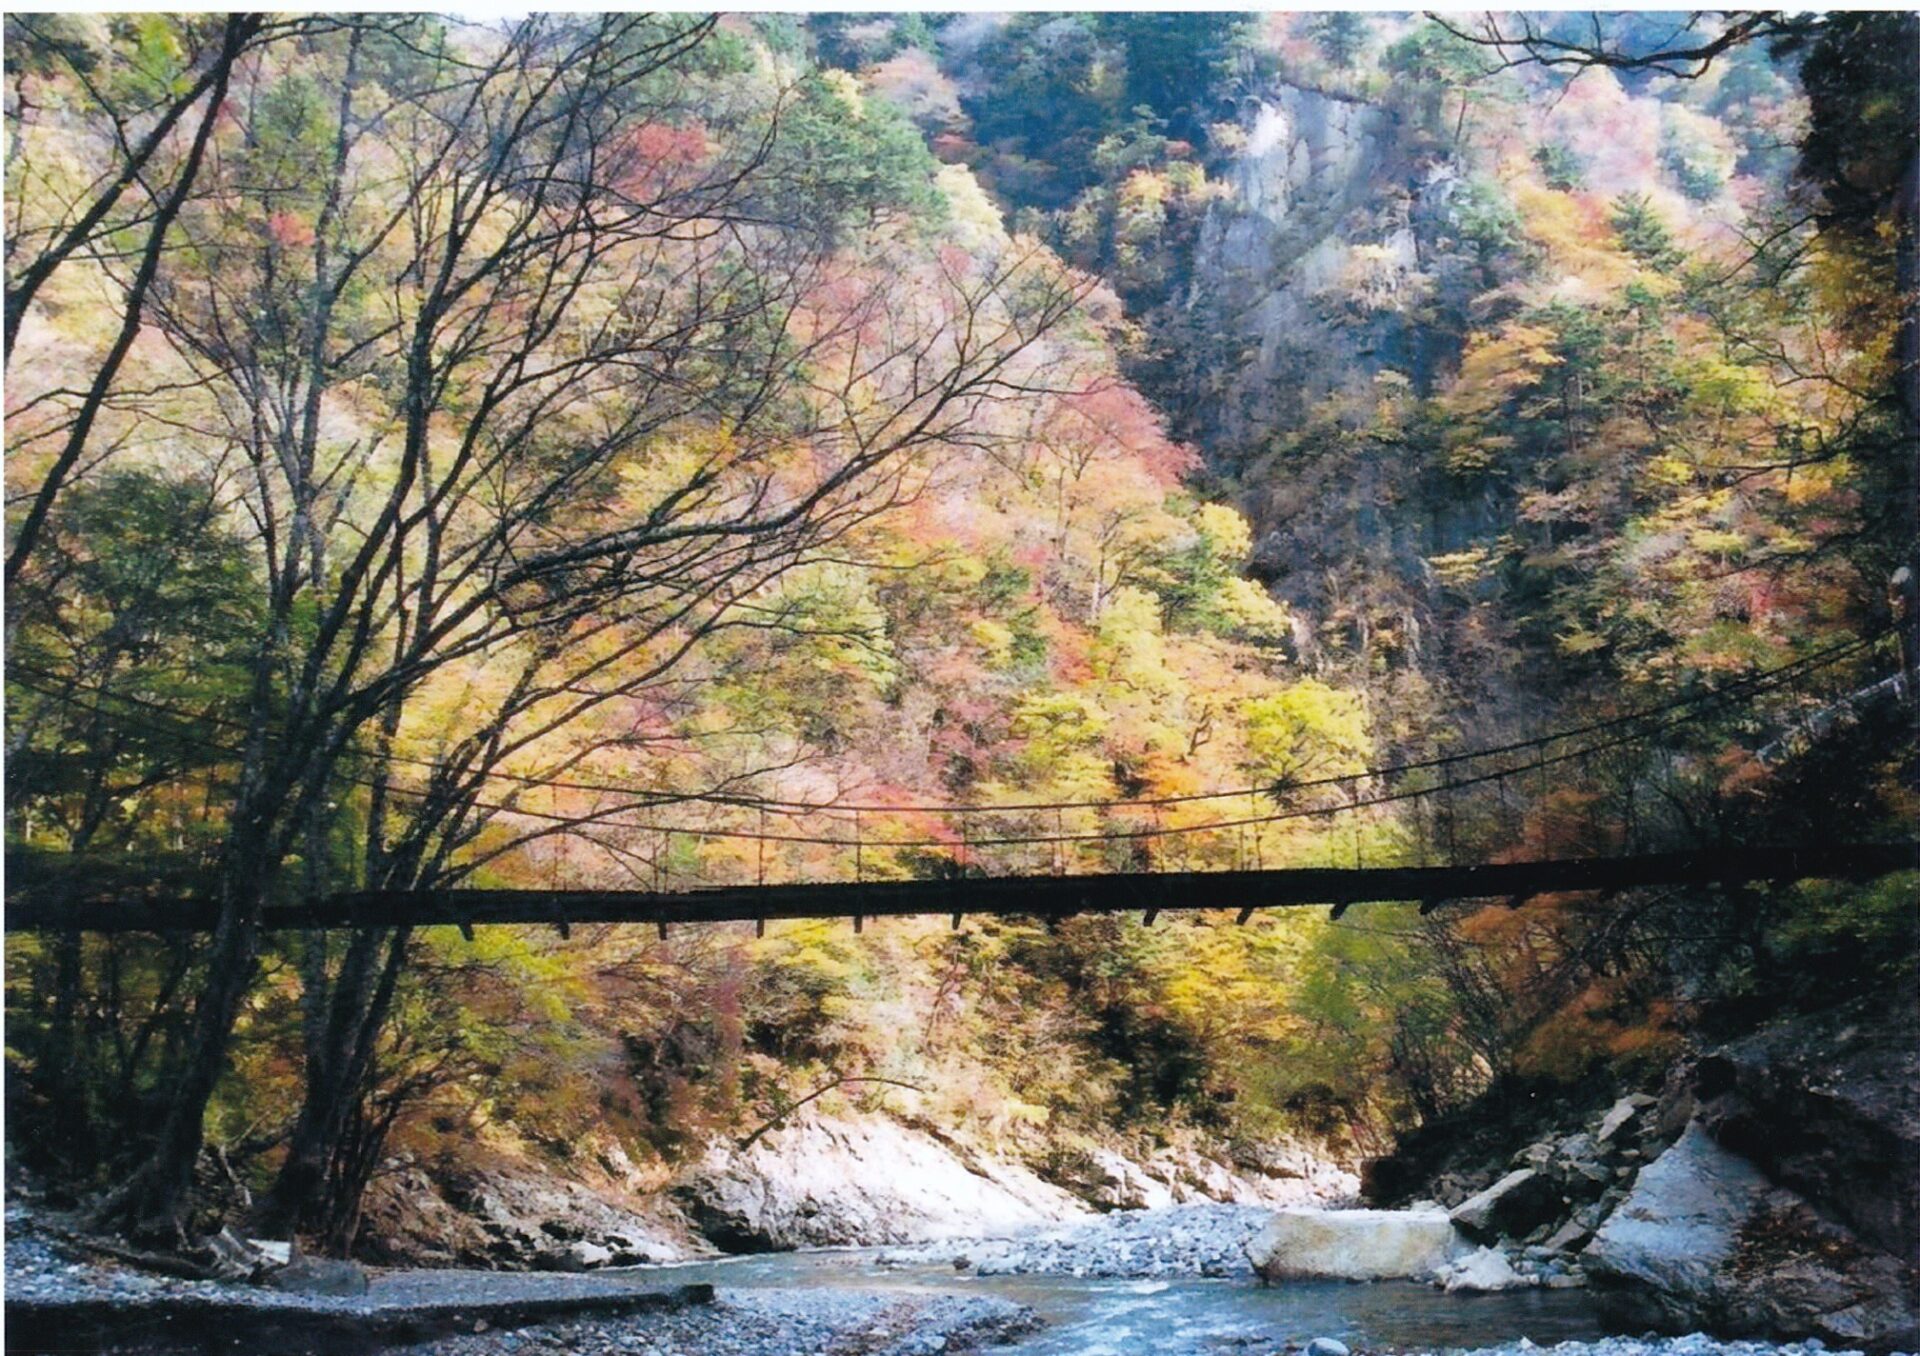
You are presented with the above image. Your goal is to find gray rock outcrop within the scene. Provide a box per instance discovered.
[1684,999,1920,1268]
[1586,1123,1920,1350]
[671,1113,1090,1251]
[356,1159,707,1270]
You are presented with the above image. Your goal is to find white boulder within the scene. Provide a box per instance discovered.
[1436,1245,1534,1292]
[1247,1206,1470,1282]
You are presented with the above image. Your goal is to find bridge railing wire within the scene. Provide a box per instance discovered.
[6,627,1900,890]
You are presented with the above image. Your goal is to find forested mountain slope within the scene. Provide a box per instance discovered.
[4,11,1914,1260]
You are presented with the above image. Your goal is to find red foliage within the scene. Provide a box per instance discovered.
[267,211,315,248]
[612,121,710,199]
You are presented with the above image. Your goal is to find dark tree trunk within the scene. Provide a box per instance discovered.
[1893,138,1920,795]
[90,732,282,1240]
[253,926,407,1239]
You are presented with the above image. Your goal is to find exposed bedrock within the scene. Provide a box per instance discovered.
[1585,1123,1919,1352]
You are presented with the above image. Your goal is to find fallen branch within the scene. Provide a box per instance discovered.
[44,1226,224,1282]
[736,1075,928,1152]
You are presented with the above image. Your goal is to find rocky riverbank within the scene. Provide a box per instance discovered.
[1356,996,1920,1351]
[4,1210,1036,1356]
[381,1290,1041,1356]
[881,1201,1275,1278]
[357,1112,1356,1268]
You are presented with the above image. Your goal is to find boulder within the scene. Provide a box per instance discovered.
[1691,997,1920,1266]
[202,1227,269,1281]
[1586,1122,1920,1349]
[1449,1168,1564,1244]
[536,1240,614,1273]
[1306,1339,1350,1356]
[1549,1133,1615,1201]
[1597,1094,1656,1145]
[1436,1245,1533,1293]
[1247,1207,1469,1283]
[263,1255,370,1297]
[1542,1218,1593,1255]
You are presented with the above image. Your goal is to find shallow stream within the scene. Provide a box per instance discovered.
[636,1247,1612,1355]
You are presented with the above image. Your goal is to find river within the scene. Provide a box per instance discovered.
[635,1247,1611,1355]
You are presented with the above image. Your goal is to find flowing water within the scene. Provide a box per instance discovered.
[638,1248,1612,1355]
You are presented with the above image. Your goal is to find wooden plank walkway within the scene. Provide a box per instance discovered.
[6,842,1914,933]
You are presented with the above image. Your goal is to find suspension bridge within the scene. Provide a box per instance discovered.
[6,630,1915,935]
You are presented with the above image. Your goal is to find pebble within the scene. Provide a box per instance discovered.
[1403,1339,1886,1356]
[900,1203,1273,1279]
[382,1291,1038,1356]
[6,1210,1037,1356]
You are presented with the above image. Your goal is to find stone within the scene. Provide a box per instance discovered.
[1586,1122,1775,1301]
[1597,1095,1654,1144]
[1543,1218,1593,1254]
[1693,997,1920,1266]
[1437,1246,1533,1293]
[1246,1207,1470,1283]
[1449,1168,1564,1244]
[1306,1338,1350,1356]
[248,1239,292,1267]
[567,1241,613,1271]
[531,1238,623,1272]
[263,1255,371,1297]
[1552,1133,1614,1199]
[202,1227,266,1280]
[1512,1142,1556,1171]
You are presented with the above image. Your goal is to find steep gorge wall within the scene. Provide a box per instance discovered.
[1182,86,1399,451]
[1163,85,1496,672]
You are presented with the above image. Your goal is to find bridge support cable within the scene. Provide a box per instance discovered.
[11,843,1914,934]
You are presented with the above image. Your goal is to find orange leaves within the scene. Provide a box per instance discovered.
[267,210,314,248]
[1714,745,1773,801]
[1516,977,1680,1080]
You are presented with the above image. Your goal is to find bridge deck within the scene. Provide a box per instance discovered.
[6,843,1914,933]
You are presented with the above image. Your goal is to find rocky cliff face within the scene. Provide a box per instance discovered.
[355,1157,711,1272]
[1181,86,1398,451]
[1585,1123,1920,1351]
[1152,83,1506,660]
[1361,991,1920,1351]
[670,1112,1357,1252]
[1685,998,1920,1268]
[1581,994,1920,1351]
[357,1112,1356,1266]
[670,1113,1089,1251]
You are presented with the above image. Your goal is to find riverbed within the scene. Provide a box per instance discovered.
[629,1246,1610,1355]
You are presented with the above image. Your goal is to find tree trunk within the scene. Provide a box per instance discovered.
[91,754,280,1239]
[252,926,406,1239]
[43,930,92,1166]
[1893,138,1920,794]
